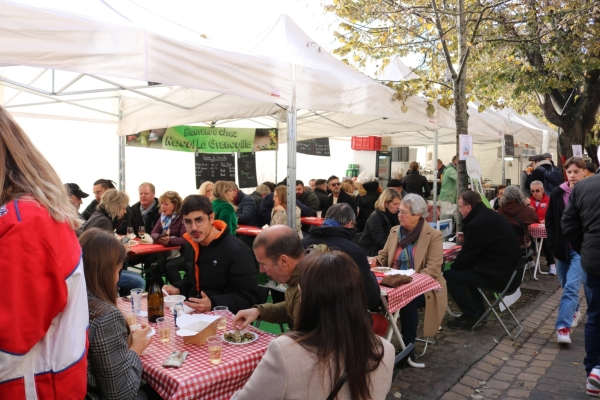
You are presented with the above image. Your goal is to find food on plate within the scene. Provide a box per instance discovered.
[223,329,256,343]
[371,266,392,273]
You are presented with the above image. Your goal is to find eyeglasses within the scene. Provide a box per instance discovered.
[330,182,341,187]
[531,189,542,193]
[183,217,209,228]
[398,210,414,217]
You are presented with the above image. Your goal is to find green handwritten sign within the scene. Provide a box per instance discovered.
[126,127,278,153]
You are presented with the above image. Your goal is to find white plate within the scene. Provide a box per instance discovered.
[223,330,259,345]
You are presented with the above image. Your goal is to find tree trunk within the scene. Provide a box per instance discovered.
[455,0,469,232]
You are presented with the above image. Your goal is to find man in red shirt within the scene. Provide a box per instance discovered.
[529,180,556,275]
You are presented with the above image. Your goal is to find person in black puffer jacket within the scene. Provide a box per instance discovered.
[358,188,402,256]
[402,162,431,198]
[356,181,381,232]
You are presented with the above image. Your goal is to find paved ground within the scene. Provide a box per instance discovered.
[387,269,591,399]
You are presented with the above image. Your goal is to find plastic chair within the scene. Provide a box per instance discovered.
[392,343,415,382]
[471,250,533,340]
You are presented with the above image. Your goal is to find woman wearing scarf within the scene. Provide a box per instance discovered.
[373,194,447,353]
[546,157,592,345]
[151,191,187,284]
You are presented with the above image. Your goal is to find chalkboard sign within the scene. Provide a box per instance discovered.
[195,153,236,189]
[297,138,330,156]
[237,152,258,189]
[504,135,515,157]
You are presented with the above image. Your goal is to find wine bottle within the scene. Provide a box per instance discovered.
[147,263,164,323]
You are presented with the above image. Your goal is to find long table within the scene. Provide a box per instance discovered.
[124,237,180,257]
[117,298,275,400]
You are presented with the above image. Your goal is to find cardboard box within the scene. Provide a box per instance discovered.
[175,314,221,345]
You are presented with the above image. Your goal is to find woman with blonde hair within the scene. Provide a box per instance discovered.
[0,105,88,397]
[80,228,153,400]
[198,181,214,200]
[358,188,402,256]
[80,189,146,295]
[212,180,238,235]
[271,186,302,238]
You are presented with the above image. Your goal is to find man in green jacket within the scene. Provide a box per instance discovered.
[233,225,305,330]
[439,156,458,203]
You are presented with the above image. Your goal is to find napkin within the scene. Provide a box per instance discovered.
[140,234,153,244]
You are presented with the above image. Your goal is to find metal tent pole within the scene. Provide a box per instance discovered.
[286,65,297,228]
[433,129,438,223]
[501,135,506,184]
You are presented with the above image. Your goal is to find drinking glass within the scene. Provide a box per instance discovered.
[157,317,170,343]
[130,288,144,315]
[213,306,228,331]
[124,310,137,327]
[139,226,146,238]
[206,335,223,365]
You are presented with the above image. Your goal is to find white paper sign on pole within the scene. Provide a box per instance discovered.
[459,134,473,161]
[573,145,583,157]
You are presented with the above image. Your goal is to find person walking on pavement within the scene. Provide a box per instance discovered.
[546,157,591,345]
[561,169,600,397]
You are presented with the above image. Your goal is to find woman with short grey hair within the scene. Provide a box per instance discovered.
[401,193,429,219]
[498,185,527,207]
[497,185,539,248]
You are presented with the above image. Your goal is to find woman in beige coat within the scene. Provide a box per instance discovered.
[231,251,394,400]
[375,194,447,351]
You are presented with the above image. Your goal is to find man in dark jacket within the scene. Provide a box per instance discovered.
[525,155,555,195]
[402,163,431,198]
[443,190,521,329]
[302,203,381,311]
[562,174,600,382]
[356,181,380,232]
[128,182,161,237]
[232,183,259,227]
[249,184,271,210]
[295,180,320,217]
[163,195,258,314]
[322,175,357,217]
[258,192,274,226]
[313,179,328,211]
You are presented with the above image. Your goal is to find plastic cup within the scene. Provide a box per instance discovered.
[213,306,228,331]
[206,335,223,365]
[130,288,144,315]
[124,310,137,327]
[157,317,170,343]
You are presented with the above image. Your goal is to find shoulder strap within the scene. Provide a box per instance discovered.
[326,371,348,400]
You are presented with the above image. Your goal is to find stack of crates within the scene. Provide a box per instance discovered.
[345,164,360,178]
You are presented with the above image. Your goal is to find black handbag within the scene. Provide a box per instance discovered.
[325,371,348,400]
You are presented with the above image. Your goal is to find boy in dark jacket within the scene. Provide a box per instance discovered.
[163,195,258,314]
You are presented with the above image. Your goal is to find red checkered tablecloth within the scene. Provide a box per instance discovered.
[126,238,180,256]
[379,273,443,314]
[236,225,263,237]
[443,245,462,262]
[528,223,547,239]
[117,298,275,400]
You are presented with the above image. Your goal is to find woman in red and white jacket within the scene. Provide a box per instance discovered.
[0,106,88,400]
[529,180,556,275]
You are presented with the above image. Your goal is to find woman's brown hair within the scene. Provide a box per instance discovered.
[409,161,419,171]
[274,186,288,210]
[159,191,183,214]
[289,251,385,400]
[79,228,127,308]
[213,180,234,203]
[0,105,81,229]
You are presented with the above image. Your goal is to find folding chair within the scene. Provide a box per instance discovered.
[254,285,286,333]
[471,250,533,340]
[392,343,415,383]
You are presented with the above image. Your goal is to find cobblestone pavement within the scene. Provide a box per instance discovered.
[386,270,592,400]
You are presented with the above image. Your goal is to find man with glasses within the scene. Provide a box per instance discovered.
[163,195,258,314]
[322,175,357,217]
[529,180,556,275]
[443,190,521,329]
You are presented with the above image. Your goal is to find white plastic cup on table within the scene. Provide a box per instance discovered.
[130,288,144,315]
[127,226,135,239]
[213,306,228,330]
[206,335,223,365]
[317,211,322,218]
[157,317,170,343]
[139,226,146,238]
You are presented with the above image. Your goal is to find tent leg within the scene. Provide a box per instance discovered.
[286,106,297,228]
[118,135,126,191]
[432,130,438,222]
